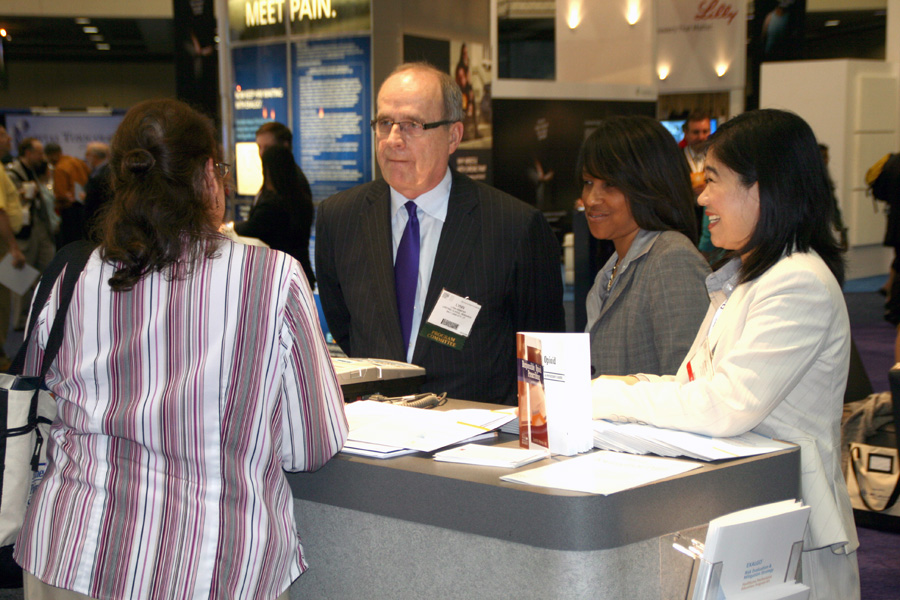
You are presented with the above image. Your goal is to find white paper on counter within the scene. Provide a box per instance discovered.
[500,450,702,495]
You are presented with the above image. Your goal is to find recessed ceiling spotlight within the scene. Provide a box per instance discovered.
[75,17,91,25]
[83,26,99,34]
[824,20,840,27]
[96,43,110,50]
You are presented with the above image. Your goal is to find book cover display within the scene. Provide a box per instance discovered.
[517,332,592,456]
[517,333,548,450]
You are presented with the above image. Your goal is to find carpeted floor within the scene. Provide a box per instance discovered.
[856,525,900,600]
[844,287,900,600]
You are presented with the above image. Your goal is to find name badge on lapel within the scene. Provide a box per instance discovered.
[685,337,714,382]
[419,289,481,350]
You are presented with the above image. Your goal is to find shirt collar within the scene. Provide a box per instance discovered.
[603,229,659,277]
[685,145,705,162]
[596,229,660,301]
[706,257,741,306]
[390,167,452,223]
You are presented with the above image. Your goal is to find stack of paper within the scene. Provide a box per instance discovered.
[340,401,516,459]
[592,420,794,461]
[693,500,810,600]
[433,444,549,468]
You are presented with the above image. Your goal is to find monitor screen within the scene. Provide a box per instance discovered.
[660,118,717,144]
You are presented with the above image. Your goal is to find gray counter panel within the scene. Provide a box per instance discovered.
[288,439,799,552]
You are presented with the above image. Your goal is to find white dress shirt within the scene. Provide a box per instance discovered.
[390,168,452,361]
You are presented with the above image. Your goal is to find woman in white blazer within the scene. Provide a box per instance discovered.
[591,109,859,600]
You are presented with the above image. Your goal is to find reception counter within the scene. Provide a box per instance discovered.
[286,401,800,599]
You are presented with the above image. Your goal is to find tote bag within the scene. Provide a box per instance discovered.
[0,241,94,588]
[847,442,900,516]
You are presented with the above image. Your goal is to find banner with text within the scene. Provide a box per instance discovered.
[4,114,123,159]
[656,0,747,92]
[232,44,290,195]
[229,0,370,41]
[292,36,372,203]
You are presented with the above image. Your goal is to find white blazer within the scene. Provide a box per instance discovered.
[593,252,858,553]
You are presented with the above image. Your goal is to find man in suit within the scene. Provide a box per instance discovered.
[316,62,565,404]
[82,142,112,239]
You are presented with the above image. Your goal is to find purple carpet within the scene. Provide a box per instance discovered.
[845,291,900,599]
[857,526,900,599]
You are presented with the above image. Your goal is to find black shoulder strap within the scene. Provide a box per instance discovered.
[7,240,96,376]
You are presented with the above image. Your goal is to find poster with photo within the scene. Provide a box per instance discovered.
[492,98,654,240]
[403,35,493,184]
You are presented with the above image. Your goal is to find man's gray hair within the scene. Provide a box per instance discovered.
[386,62,465,123]
[86,141,110,161]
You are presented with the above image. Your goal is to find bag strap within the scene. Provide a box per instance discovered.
[851,445,900,511]
[7,240,96,377]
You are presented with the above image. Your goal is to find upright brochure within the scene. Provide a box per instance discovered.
[693,500,810,600]
[517,332,593,456]
[517,333,548,450]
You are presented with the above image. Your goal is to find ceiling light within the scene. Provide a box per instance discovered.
[83,26,99,34]
[96,43,110,50]
[567,5,582,29]
[90,35,104,42]
[75,18,91,25]
[824,20,840,27]
[626,0,641,25]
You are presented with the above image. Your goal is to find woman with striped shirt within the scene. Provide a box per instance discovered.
[15,98,348,599]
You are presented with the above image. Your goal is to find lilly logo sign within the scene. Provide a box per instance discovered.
[694,0,738,25]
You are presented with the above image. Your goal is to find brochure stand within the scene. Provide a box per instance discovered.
[664,533,805,600]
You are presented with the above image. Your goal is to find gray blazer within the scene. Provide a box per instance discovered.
[587,230,710,377]
[315,170,565,404]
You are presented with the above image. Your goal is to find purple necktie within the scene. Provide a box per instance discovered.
[395,201,420,352]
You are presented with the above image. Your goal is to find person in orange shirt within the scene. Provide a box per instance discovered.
[45,142,91,246]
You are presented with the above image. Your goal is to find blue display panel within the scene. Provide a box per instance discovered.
[292,36,372,203]
[232,43,290,144]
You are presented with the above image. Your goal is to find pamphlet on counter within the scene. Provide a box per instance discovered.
[517,332,593,456]
[693,500,810,600]
[434,444,549,468]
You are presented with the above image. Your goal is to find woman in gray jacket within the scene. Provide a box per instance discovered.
[580,115,709,377]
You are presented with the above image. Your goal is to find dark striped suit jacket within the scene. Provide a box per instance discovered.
[315,170,565,404]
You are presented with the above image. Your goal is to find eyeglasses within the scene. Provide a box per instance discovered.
[214,162,231,178]
[370,118,454,138]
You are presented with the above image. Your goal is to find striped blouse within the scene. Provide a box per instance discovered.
[14,238,348,599]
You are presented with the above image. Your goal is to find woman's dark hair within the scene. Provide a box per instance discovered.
[577,115,698,244]
[99,98,221,291]
[707,109,845,285]
[262,145,304,211]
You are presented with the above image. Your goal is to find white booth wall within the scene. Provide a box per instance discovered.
[761,59,899,280]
